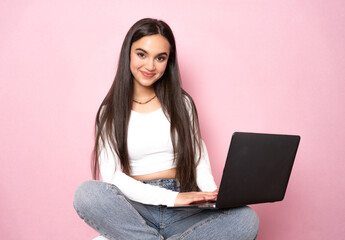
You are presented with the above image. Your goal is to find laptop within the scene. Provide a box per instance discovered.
[169,132,300,209]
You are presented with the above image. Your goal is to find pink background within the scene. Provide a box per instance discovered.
[1,0,344,239]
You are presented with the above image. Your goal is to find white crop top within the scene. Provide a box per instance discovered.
[128,108,175,176]
[99,99,217,206]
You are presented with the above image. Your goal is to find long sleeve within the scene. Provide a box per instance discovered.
[99,139,216,206]
[99,142,179,207]
[183,95,218,192]
[196,140,218,191]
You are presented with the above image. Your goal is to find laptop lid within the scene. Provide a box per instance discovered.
[216,132,300,208]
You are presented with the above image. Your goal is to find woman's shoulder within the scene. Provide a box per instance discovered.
[182,91,195,110]
[181,91,199,122]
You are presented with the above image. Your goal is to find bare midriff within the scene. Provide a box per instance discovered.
[131,168,176,181]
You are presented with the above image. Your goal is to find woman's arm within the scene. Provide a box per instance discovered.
[196,140,218,191]
[183,95,218,192]
[174,141,218,206]
[100,139,217,207]
[173,96,218,205]
[99,143,179,207]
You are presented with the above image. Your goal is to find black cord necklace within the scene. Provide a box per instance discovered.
[132,95,157,104]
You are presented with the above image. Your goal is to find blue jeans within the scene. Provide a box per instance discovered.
[74,180,259,240]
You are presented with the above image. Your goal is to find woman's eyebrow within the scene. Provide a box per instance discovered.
[157,52,168,56]
[135,48,148,53]
[135,48,168,56]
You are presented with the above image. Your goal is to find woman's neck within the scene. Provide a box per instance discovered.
[133,84,155,100]
[132,84,161,113]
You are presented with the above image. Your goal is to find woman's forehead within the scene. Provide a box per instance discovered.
[131,34,170,54]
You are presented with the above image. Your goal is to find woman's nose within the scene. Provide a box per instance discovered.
[145,59,156,71]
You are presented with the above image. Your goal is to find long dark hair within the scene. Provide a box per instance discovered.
[92,18,202,192]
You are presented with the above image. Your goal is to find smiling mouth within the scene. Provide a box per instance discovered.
[140,71,156,78]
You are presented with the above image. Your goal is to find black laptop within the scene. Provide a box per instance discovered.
[170,132,300,209]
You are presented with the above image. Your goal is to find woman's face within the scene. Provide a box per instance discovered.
[130,34,170,89]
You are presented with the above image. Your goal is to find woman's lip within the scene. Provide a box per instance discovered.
[140,71,155,78]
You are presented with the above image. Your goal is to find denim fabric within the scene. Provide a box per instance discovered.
[74,180,259,240]
[143,179,180,191]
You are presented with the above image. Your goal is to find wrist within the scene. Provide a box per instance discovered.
[168,191,179,207]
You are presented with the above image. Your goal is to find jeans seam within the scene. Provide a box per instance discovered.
[160,206,164,231]
[106,183,163,240]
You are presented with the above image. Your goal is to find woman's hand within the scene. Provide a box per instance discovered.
[174,190,218,206]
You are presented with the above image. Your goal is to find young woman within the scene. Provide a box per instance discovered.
[74,18,259,240]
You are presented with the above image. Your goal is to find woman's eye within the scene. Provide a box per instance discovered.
[157,56,166,62]
[137,52,145,58]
